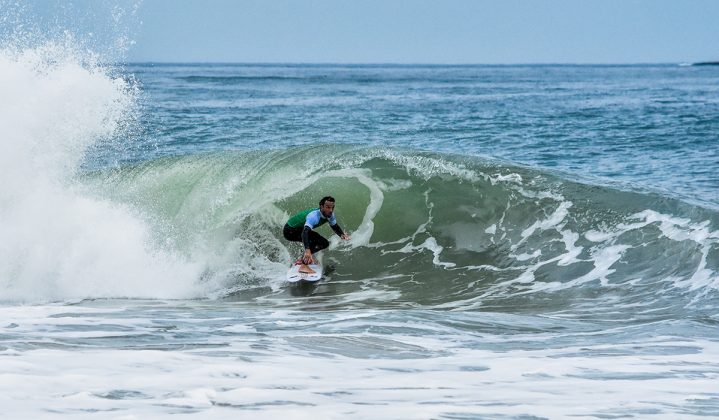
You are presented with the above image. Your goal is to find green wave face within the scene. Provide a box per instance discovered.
[81,146,719,316]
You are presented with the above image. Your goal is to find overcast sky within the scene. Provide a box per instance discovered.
[6,0,719,64]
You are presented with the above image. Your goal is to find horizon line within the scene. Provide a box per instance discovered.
[117,60,695,67]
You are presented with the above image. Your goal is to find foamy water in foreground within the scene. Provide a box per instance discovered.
[3,303,719,419]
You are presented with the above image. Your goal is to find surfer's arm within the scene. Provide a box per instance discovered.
[300,226,315,264]
[331,223,344,237]
[331,223,350,240]
[301,226,312,250]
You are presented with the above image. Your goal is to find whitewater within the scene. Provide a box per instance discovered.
[2,40,719,419]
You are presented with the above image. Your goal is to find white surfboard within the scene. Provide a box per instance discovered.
[286,261,323,283]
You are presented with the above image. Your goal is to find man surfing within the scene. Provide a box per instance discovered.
[283,196,350,268]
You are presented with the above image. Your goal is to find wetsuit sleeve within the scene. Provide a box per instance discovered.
[331,223,344,237]
[301,226,312,250]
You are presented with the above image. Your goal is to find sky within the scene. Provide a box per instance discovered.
[4,0,719,64]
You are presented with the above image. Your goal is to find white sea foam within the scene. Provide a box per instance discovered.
[516,200,573,248]
[0,42,203,302]
[332,168,383,248]
[584,209,719,292]
[2,304,718,419]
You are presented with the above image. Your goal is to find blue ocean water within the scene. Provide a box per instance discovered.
[123,63,719,209]
[2,54,719,418]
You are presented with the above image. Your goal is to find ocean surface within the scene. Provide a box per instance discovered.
[2,47,719,418]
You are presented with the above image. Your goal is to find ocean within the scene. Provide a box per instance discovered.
[1,46,719,418]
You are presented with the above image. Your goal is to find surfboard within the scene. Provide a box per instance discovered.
[286,260,323,283]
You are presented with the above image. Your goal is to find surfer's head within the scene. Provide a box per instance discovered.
[319,196,335,217]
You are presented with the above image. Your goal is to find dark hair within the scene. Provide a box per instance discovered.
[319,196,335,206]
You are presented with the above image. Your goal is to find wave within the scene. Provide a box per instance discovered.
[73,146,719,317]
[0,40,204,303]
[1,42,717,314]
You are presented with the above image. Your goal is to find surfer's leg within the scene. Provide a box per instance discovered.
[307,231,329,254]
[283,224,303,242]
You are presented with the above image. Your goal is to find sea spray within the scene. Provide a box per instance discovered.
[0,40,203,302]
[0,0,142,63]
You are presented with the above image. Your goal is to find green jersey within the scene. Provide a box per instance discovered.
[286,208,336,229]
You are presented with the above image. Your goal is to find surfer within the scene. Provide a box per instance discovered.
[283,196,350,265]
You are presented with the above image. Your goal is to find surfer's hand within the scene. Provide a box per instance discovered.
[341,233,350,240]
[303,249,314,264]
